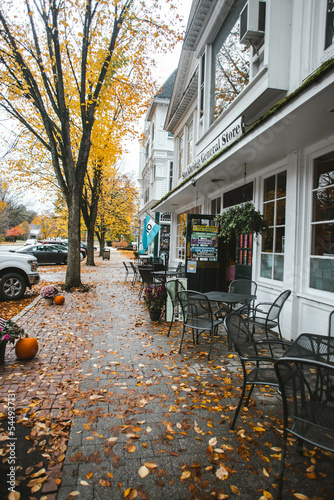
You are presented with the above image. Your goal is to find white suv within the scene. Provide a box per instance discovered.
[0,252,40,300]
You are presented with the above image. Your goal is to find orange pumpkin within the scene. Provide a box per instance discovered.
[15,337,39,360]
[54,295,65,305]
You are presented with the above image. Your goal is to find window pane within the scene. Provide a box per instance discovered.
[214,19,250,120]
[273,255,284,281]
[312,187,334,222]
[223,182,253,208]
[263,176,275,201]
[264,202,274,226]
[277,171,287,198]
[310,257,334,292]
[313,152,334,188]
[276,199,286,225]
[261,254,272,278]
[262,227,273,252]
[311,222,334,255]
[325,0,334,50]
[275,227,285,253]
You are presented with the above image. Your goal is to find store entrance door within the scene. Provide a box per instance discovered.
[235,233,253,280]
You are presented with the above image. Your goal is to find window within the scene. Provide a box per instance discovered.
[212,17,250,122]
[176,207,201,260]
[169,161,173,191]
[325,0,334,50]
[223,182,253,208]
[187,121,193,165]
[310,151,334,292]
[178,133,184,178]
[261,172,287,281]
[145,141,150,160]
[211,197,221,214]
[199,53,205,121]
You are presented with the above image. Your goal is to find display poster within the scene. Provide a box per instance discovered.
[187,260,197,273]
[190,222,218,262]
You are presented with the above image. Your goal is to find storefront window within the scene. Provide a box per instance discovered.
[310,151,334,292]
[176,207,201,260]
[260,171,286,280]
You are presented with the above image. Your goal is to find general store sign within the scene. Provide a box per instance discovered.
[182,116,243,179]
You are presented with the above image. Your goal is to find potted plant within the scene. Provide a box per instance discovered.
[40,285,60,304]
[214,202,267,241]
[143,284,167,321]
[0,320,25,364]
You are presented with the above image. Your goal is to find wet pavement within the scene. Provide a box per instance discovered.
[0,249,333,500]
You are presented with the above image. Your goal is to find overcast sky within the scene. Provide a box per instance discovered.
[122,0,192,179]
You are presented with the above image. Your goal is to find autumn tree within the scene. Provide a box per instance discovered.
[94,170,138,254]
[0,0,182,288]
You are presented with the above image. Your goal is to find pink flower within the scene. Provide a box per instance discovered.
[1,334,10,341]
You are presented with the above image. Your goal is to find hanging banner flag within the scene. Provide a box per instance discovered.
[140,214,161,254]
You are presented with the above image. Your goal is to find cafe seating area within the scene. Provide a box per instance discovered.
[124,267,334,498]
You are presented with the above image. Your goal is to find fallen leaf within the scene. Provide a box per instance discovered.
[180,470,191,480]
[293,495,310,500]
[216,466,229,480]
[138,465,149,478]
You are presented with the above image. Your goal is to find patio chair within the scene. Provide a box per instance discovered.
[246,289,291,346]
[129,261,139,286]
[177,290,225,360]
[123,261,135,283]
[138,267,159,299]
[224,312,290,429]
[166,279,186,337]
[274,357,334,500]
[328,309,334,337]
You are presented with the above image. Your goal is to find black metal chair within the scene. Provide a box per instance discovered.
[274,357,334,500]
[224,312,290,429]
[177,290,225,360]
[165,279,186,337]
[246,289,291,345]
[138,267,159,299]
[129,261,139,285]
[123,261,136,284]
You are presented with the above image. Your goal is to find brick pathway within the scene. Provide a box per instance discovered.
[0,250,333,500]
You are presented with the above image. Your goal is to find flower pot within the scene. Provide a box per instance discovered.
[149,309,161,322]
[44,297,54,305]
[0,341,6,364]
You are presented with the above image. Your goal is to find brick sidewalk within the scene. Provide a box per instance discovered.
[0,250,333,500]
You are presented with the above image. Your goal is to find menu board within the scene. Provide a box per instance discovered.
[190,223,218,261]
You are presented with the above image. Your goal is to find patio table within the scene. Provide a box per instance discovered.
[204,291,256,310]
[282,333,334,365]
[152,270,185,283]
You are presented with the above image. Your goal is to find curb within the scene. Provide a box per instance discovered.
[12,295,42,323]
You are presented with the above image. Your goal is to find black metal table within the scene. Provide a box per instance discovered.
[152,270,185,282]
[205,291,256,309]
[283,333,334,365]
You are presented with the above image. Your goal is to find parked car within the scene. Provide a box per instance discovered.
[0,251,40,300]
[25,238,38,246]
[12,244,68,265]
[42,240,87,258]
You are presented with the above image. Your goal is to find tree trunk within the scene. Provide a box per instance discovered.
[85,221,96,266]
[65,190,82,288]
